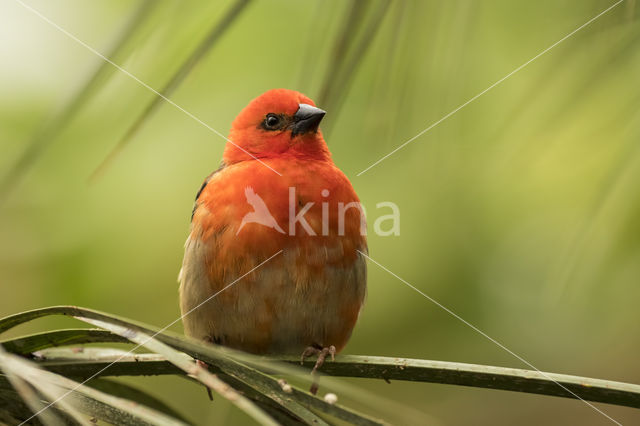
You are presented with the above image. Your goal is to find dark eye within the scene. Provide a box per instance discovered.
[264,113,281,130]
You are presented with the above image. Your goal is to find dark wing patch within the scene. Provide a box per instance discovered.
[194,179,209,202]
[191,162,226,221]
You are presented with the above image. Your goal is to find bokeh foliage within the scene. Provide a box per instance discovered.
[1,0,639,424]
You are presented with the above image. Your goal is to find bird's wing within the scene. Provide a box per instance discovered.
[191,162,226,221]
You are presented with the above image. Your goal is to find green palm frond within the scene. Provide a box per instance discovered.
[0,0,158,204]
[90,0,253,181]
[0,344,188,425]
[1,306,639,425]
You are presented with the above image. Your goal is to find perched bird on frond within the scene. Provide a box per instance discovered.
[179,89,367,392]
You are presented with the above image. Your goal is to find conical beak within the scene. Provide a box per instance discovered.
[292,103,326,136]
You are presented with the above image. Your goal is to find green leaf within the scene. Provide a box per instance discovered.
[0,374,73,426]
[0,345,86,425]
[74,315,280,426]
[1,328,127,355]
[39,346,385,426]
[5,305,640,422]
[317,0,391,136]
[86,378,192,424]
[0,345,189,426]
[90,0,253,181]
[290,355,640,410]
[73,316,381,426]
[0,306,386,425]
[0,0,158,203]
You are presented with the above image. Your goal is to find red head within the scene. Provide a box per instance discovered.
[223,89,331,164]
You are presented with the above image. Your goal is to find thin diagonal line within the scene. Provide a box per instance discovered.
[14,0,282,177]
[357,0,624,176]
[358,250,621,425]
[19,250,283,425]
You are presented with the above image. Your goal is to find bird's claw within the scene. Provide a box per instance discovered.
[195,360,214,401]
[300,345,336,395]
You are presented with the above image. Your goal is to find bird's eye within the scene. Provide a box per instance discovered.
[264,113,281,130]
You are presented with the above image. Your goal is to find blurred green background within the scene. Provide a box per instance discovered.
[1,0,639,424]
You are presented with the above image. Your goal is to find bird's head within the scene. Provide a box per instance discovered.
[223,89,330,164]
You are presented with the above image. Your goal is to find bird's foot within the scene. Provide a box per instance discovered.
[300,345,336,395]
[195,359,214,401]
[301,345,336,373]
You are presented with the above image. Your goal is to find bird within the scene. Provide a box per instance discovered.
[179,89,367,391]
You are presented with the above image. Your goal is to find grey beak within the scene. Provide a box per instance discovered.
[292,103,325,136]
